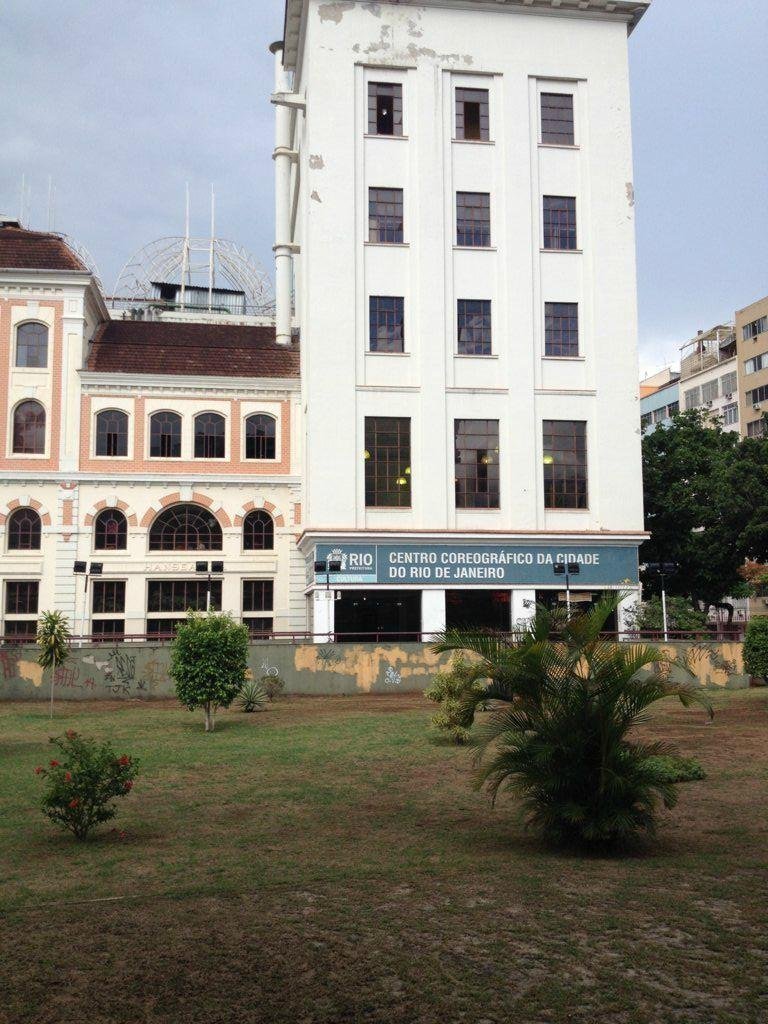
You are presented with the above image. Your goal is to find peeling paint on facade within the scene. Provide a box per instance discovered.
[318,1,355,25]
[309,154,326,169]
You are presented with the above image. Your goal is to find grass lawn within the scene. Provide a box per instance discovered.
[0,689,766,1024]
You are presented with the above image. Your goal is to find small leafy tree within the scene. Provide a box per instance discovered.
[170,612,249,731]
[625,595,708,636]
[425,653,489,744]
[743,616,768,682]
[433,595,712,849]
[36,731,138,841]
[36,611,72,720]
[261,674,285,701]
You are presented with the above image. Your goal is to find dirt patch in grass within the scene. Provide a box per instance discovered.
[0,691,766,1024]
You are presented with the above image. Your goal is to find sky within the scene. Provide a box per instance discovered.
[1,0,766,376]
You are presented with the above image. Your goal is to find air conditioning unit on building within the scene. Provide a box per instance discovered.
[725,393,733,400]
[754,403,762,411]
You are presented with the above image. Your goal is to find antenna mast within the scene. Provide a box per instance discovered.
[180,183,190,311]
[208,184,215,312]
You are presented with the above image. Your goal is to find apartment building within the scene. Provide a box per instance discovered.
[736,294,768,438]
[679,325,739,433]
[0,219,303,639]
[277,0,649,638]
[640,367,679,434]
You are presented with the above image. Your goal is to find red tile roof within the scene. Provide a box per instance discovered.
[86,320,298,378]
[0,226,88,272]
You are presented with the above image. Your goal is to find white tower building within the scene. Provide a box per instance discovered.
[274,0,649,639]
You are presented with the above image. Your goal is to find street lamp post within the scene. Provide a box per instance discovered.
[553,561,580,616]
[314,559,343,639]
[642,562,678,642]
[73,561,103,645]
[196,560,224,613]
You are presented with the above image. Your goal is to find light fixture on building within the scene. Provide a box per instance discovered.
[543,454,554,465]
[396,476,407,486]
[363,449,371,460]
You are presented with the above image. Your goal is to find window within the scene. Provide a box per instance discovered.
[747,384,768,406]
[543,196,577,250]
[245,414,276,460]
[456,192,491,247]
[4,580,38,638]
[12,400,45,455]
[194,413,225,459]
[543,420,587,509]
[641,412,653,429]
[243,510,274,551]
[455,87,489,141]
[457,300,492,356]
[147,579,221,613]
[365,417,411,508]
[541,93,574,145]
[701,379,719,403]
[369,296,404,353]
[720,371,737,394]
[92,620,125,639]
[94,509,127,551]
[545,302,579,357]
[92,580,125,614]
[667,401,679,416]
[243,580,274,637]
[15,322,48,368]
[454,419,499,509]
[149,412,181,458]
[747,419,765,438]
[368,82,402,136]
[368,188,404,244]
[722,403,739,426]
[7,508,41,551]
[148,504,223,551]
[652,408,666,424]
[742,315,768,341]
[744,353,768,375]
[95,410,128,457]
[684,387,701,410]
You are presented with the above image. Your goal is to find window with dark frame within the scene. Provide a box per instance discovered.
[541,93,575,145]
[149,412,181,458]
[92,580,126,615]
[456,192,491,247]
[194,413,225,459]
[543,420,588,509]
[245,414,276,459]
[95,410,128,457]
[243,510,274,551]
[147,579,222,614]
[455,419,500,509]
[457,300,492,356]
[3,619,37,639]
[15,322,49,368]
[368,188,404,244]
[365,417,411,508]
[12,400,46,454]
[243,580,274,636]
[369,296,404,353]
[5,580,39,616]
[94,509,128,551]
[544,302,579,357]
[455,87,489,141]
[368,82,403,136]
[91,620,125,639]
[148,504,223,551]
[543,196,577,250]
[7,507,41,551]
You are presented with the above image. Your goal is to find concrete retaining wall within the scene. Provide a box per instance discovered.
[0,639,751,701]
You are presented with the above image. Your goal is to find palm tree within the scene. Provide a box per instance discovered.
[432,594,712,848]
[37,611,72,719]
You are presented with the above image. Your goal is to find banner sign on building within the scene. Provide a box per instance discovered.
[312,542,639,587]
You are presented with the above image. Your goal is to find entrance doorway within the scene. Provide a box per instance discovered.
[334,590,422,642]
[535,589,619,632]
[446,589,511,631]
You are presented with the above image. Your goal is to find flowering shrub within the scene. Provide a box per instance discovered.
[35,731,139,841]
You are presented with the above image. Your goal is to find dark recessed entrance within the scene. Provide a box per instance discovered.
[446,589,511,631]
[535,589,618,632]
[334,589,422,642]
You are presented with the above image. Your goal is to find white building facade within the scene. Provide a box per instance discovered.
[278,0,649,638]
[679,325,739,433]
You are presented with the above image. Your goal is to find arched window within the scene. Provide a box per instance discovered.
[194,413,225,459]
[95,410,129,457]
[149,503,223,551]
[243,509,274,551]
[245,414,276,460]
[7,507,41,550]
[94,509,127,551]
[149,412,181,458]
[12,401,46,454]
[16,323,49,368]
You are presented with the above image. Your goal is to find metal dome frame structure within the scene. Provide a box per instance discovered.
[112,235,275,316]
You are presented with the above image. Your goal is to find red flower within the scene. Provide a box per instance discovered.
[123,780,133,792]
[68,798,79,808]
[34,766,43,775]
[118,755,131,766]
[49,760,60,768]
[65,730,77,739]
[118,830,127,840]
[64,772,72,782]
